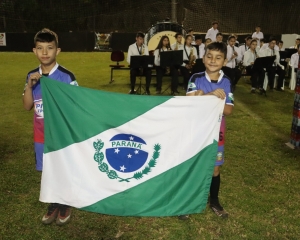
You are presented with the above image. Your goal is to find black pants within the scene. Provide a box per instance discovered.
[180,66,191,90]
[155,66,179,92]
[265,66,285,90]
[222,66,241,91]
[246,65,265,89]
[130,67,152,91]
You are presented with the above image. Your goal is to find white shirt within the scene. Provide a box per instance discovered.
[291,52,300,69]
[226,45,242,68]
[259,43,279,52]
[243,49,258,67]
[154,48,170,66]
[258,47,283,68]
[199,44,205,58]
[239,44,250,59]
[205,27,219,41]
[252,31,264,45]
[182,45,197,66]
[127,43,149,64]
[171,42,183,51]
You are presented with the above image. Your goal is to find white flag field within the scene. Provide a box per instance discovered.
[40,76,225,216]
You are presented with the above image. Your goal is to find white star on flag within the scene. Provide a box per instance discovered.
[114,148,120,154]
[134,150,139,154]
[120,165,126,172]
[127,154,132,158]
[129,136,134,141]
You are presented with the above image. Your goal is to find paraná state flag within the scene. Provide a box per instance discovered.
[39,76,224,216]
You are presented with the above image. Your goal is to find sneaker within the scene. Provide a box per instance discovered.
[156,90,161,94]
[259,88,267,96]
[250,88,256,94]
[129,90,136,94]
[56,204,72,226]
[178,215,189,220]
[145,90,151,95]
[42,203,59,224]
[209,201,228,218]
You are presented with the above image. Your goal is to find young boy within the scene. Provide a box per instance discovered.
[127,32,151,95]
[23,28,78,225]
[180,42,233,219]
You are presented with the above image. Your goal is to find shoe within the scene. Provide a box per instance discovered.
[178,215,189,220]
[259,88,267,96]
[250,89,256,94]
[156,90,161,94]
[129,90,136,94]
[42,203,59,224]
[209,201,228,219]
[275,88,283,92]
[56,204,71,226]
[145,90,150,95]
[171,91,177,96]
[175,90,180,94]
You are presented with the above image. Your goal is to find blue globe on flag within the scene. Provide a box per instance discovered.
[105,134,149,173]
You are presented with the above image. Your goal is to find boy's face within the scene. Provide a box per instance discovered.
[269,40,276,49]
[296,39,300,45]
[185,36,192,45]
[278,42,283,49]
[216,35,223,42]
[203,49,227,74]
[246,38,252,46]
[195,39,202,45]
[213,24,218,29]
[176,35,182,43]
[136,37,144,46]
[33,41,60,66]
[256,27,261,32]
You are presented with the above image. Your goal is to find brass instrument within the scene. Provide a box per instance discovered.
[188,47,196,73]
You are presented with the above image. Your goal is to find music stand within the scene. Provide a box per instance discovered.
[130,55,154,95]
[160,50,183,94]
[253,56,276,69]
[284,48,297,58]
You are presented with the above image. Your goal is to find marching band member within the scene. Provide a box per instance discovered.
[205,21,219,42]
[171,32,184,51]
[252,26,264,46]
[127,32,152,95]
[188,28,196,45]
[239,36,252,59]
[258,38,285,91]
[195,35,204,59]
[181,34,197,90]
[154,36,179,95]
[222,35,242,92]
[243,39,265,94]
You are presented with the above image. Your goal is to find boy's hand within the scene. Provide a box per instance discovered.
[195,90,204,96]
[27,73,42,88]
[209,89,226,99]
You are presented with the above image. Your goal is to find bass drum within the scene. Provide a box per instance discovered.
[145,22,187,51]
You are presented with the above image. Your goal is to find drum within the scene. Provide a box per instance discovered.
[145,22,187,51]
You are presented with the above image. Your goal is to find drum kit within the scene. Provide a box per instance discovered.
[145,21,187,51]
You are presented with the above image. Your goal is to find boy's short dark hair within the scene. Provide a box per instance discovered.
[204,42,227,58]
[175,32,183,38]
[136,31,145,38]
[278,40,283,44]
[216,32,223,37]
[195,35,202,41]
[212,21,218,25]
[204,38,212,43]
[34,28,58,47]
[188,28,193,33]
[245,36,252,41]
[250,39,257,44]
[297,44,300,50]
[260,38,266,43]
[296,38,300,41]
[269,37,276,43]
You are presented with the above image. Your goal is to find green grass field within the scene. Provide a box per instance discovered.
[0,52,299,240]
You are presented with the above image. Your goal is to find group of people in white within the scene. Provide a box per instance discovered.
[127,22,300,95]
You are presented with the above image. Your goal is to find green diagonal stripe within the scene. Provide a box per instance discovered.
[41,77,172,153]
